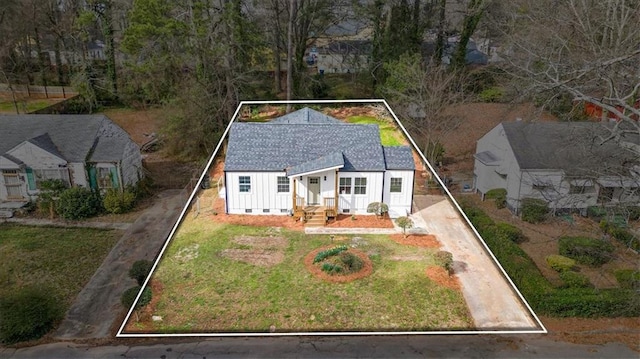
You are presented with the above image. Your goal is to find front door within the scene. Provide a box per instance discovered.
[2,170,25,200]
[307,177,320,205]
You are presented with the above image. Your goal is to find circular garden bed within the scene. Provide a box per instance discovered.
[304,245,373,283]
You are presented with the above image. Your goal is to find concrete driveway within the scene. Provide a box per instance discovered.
[412,195,542,331]
[54,189,187,339]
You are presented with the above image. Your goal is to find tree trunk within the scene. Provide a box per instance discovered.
[434,0,446,64]
[286,0,297,111]
[273,0,282,94]
[453,0,484,69]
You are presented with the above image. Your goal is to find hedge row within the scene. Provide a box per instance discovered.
[461,202,639,317]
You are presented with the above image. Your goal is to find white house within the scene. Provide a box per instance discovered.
[474,121,640,215]
[0,114,143,206]
[223,108,415,221]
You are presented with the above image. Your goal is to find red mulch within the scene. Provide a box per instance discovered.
[389,234,440,248]
[425,266,460,290]
[304,246,373,283]
[325,214,394,228]
[123,279,163,333]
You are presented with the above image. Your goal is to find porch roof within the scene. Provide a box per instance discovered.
[286,151,344,177]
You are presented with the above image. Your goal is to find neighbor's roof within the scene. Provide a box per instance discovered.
[0,114,133,163]
[225,108,415,173]
[501,121,639,177]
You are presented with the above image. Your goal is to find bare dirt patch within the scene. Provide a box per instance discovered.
[123,279,164,333]
[220,249,285,267]
[326,214,394,228]
[304,246,373,283]
[541,316,640,352]
[425,266,461,291]
[389,234,440,248]
[231,235,288,249]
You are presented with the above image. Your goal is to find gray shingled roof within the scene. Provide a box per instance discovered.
[502,121,639,177]
[226,108,417,174]
[225,122,386,172]
[382,146,415,170]
[287,151,344,176]
[269,107,343,124]
[28,133,65,160]
[0,114,132,163]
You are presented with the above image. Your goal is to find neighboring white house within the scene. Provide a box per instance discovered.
[223,108,415,219]
[0,114,143,204]
[473,121,640,215]
[315,41,370,74]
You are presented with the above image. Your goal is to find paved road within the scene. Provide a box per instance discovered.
[2,335,637,358]
[412,195,541,330]
[53,190,187,340]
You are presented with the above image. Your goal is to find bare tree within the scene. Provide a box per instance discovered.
[495,0,640,156]
[381,53,468,165]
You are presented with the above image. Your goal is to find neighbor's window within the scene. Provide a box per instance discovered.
[569,185,595,194]
[97,167,116,189]
[239,176,251,192]
[532,184,550,191]
[33,168,71,189]
[277,176,289,192]
[339,178,351,194]
[354,177,367,194]
[390,178,402,192]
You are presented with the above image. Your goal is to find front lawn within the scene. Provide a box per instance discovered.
[0,224,121,304]
[346,115,406,146]
[129,217,472,333]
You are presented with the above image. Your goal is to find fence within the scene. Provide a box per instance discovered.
[0,83,77,99]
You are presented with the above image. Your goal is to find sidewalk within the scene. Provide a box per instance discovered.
[53,189,187,339]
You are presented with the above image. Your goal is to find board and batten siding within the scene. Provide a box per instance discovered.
[383,170,414,218]
[225,171,292,214]
[337,172,384,214]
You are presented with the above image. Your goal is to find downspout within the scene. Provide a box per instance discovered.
[334,169,338,214]
[409,169,415,214]
[224,171,229,214]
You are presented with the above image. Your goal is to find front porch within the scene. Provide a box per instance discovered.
[293,196,338,227]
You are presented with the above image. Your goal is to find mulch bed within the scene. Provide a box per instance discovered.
[325,214,394,228]
[123,279,164,333]
[389,234,440,248]
[425,266,460,290]
[303,246,373,283]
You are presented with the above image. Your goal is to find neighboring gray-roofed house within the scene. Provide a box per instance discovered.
[0,114,142,204]
[474,121,639,215]
[224,108,415,220]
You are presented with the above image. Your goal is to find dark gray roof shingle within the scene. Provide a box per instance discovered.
[502,121,639,177]
[382,146,415,170]
[28,133,65,160]
[269,107,343,124]
[0,114,133,163]
[287,151,344,176]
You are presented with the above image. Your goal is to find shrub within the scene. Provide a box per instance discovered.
[395,216,414,238]
[558,236,615,266]
[521,198,549,223]
[478,87,504,103]
[434,251,454,275]
[495,222,526,243]
[366,202,389,217]
[546,255,577,272]
[587,206,607,220]
[57,187,102,220]
[339,252,364,272]
[313,245,348,263]
[600,220,639,251]
[614,269,640,289]
[121,286,152,309]
[559,271,593,288]
[485,188,507,209]
[36,179,68,216]
[129,259,153,286]
[0,286,64,344]
[103,188,136,214]
[321,262,342,274]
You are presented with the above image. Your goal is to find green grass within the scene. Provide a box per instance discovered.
[0,99,54,114]
[0,224,121,305]
[346,116,405,146]
[147,219,472,333]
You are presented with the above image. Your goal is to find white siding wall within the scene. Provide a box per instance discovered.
[69,162,88,187]
[225,172,293,214]
[383,170,414,218]
[337,172,383,215]
[8,142,67,170]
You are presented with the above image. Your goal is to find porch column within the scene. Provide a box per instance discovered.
[292,178,297,210]
[334,169,338,213]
